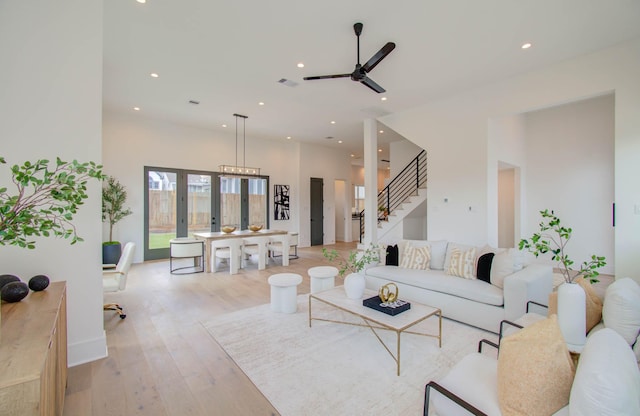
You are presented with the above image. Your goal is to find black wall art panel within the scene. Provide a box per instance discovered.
[274,185,290,220]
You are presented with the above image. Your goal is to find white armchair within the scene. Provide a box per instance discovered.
[103,242,135,319]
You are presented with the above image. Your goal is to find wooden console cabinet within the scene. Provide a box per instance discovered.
[0,281,67,415]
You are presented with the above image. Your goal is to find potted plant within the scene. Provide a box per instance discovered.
[101,176,132,264]
[323,244,380,299]
[519,209,606,350]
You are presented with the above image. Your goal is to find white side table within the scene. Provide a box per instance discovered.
[307,266,338,293]
[268,273,303,313]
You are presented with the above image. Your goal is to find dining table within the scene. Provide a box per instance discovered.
[193,229,290,273]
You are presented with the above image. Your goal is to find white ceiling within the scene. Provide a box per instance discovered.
[103,0,640,162]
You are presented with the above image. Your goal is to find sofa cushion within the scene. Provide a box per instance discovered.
[385,244,399,266]
[490,250,514,289]
[476,252,494,283]
[398,239,447,270]
[399,244,430,270]
[497,315,575,416]
[443,242,476,272]
[569,328,640,415]
[602,277,640,346]
[446,246,476,279]
[365,266,504,306]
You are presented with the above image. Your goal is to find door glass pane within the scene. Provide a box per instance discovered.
[147,170,177,249]
[187,174,212,235]
[248,178,267,227]
[220,176,241,229]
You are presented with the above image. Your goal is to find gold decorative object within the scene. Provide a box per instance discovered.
[378,283,398,303]
[248,224,263,232]
[221,226,236,234]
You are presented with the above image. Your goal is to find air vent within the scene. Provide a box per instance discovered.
[278,78,299,87]
[188,100,200,105]
[325,136,334,140]
[381,159,390,163]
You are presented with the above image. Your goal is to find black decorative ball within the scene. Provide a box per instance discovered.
[1,281,29,303]
[29,275,50,291]
[0,274,21,290]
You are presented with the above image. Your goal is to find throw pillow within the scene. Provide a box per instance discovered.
[602,277,640,346]
[490,251,514,289]
[443,242,476,272]
[569,328,640,415]
[446,247,477,279]
[399,244,431,270]
[385,244,399,266]
[575,277,604,332]
[476,252,494,283]
[497,315,575,416]
[398,240,447,270]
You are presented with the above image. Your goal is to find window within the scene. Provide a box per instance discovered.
[354,185,365,214]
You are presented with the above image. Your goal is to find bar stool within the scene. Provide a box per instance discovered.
[268,273,303,313]
[169,238,204,274]
[307,266,338,293]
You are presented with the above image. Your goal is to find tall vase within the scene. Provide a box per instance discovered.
[557,282,586,352]
[344,273,366,299]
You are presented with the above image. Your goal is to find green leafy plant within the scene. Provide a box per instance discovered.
[322,244,380,278]
[102,176,132,244]
[519,209,606,284]
[0,156,104,249]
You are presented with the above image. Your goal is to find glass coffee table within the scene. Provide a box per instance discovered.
[309,287,442,376]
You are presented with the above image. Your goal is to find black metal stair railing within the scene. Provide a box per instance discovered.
[359,149,427,242]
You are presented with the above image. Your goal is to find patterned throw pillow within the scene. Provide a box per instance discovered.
[399,244,431,270]
[446,247,477,279]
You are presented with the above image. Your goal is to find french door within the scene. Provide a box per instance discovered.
[144,166,269,260]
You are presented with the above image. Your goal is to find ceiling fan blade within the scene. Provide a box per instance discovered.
[303,74,351,80]
[362,42,396,73]
[360,76,385,93]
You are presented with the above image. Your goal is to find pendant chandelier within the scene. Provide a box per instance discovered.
[219,113,260,176]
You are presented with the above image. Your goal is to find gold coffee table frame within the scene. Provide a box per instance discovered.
[309,287,442,376]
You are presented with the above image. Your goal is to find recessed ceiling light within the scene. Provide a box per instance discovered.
[378,149,382,152]
[150,73,159,78]
[222,124,227,128]
[297,63,304,68]
[381,97,387,101]
[286,136,292,140]
[258,102,265,106]
[521,42,532,49]
[379,130,384,134]
[350,154,355,158]
[330,121,336,124]
[136,0,146,3]
[338,140,343,144]
[133,107,140,111]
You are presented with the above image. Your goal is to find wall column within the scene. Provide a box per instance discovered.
[363,119,378,246]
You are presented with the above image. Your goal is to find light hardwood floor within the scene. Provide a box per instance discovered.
[63,242,356,416]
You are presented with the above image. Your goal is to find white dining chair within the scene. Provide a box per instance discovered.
[103,242,135,319]
[242,236,270,270]
[211,238,243,274]
[267,232,296,266]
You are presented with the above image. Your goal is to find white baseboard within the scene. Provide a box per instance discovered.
[67,331,108,367]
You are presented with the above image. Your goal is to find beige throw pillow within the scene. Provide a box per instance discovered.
[497,315,575,416]
[446,247,476,279]
[399,244,430,270]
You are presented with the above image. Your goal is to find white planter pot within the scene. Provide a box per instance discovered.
[344,273,366,299]
[557,282,587,352]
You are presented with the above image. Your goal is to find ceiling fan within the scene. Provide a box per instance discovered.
[303,22,395,93]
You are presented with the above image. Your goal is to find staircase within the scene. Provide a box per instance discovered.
[358,150,427,243]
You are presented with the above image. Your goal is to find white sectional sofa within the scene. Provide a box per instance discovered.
[364,239,553,333]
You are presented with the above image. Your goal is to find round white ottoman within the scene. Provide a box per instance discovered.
[308,266,338,293]
[268,273,303,313]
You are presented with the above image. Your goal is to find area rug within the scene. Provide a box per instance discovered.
[201,296,495,416]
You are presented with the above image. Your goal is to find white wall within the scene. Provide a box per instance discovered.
[297,143,352,247]
[0,0,106,365]
[390,140,424,179]
[523,94,614,274]
[381,38,640,281]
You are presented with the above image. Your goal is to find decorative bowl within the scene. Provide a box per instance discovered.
[221,226,236,234]
[248,224,263,232]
